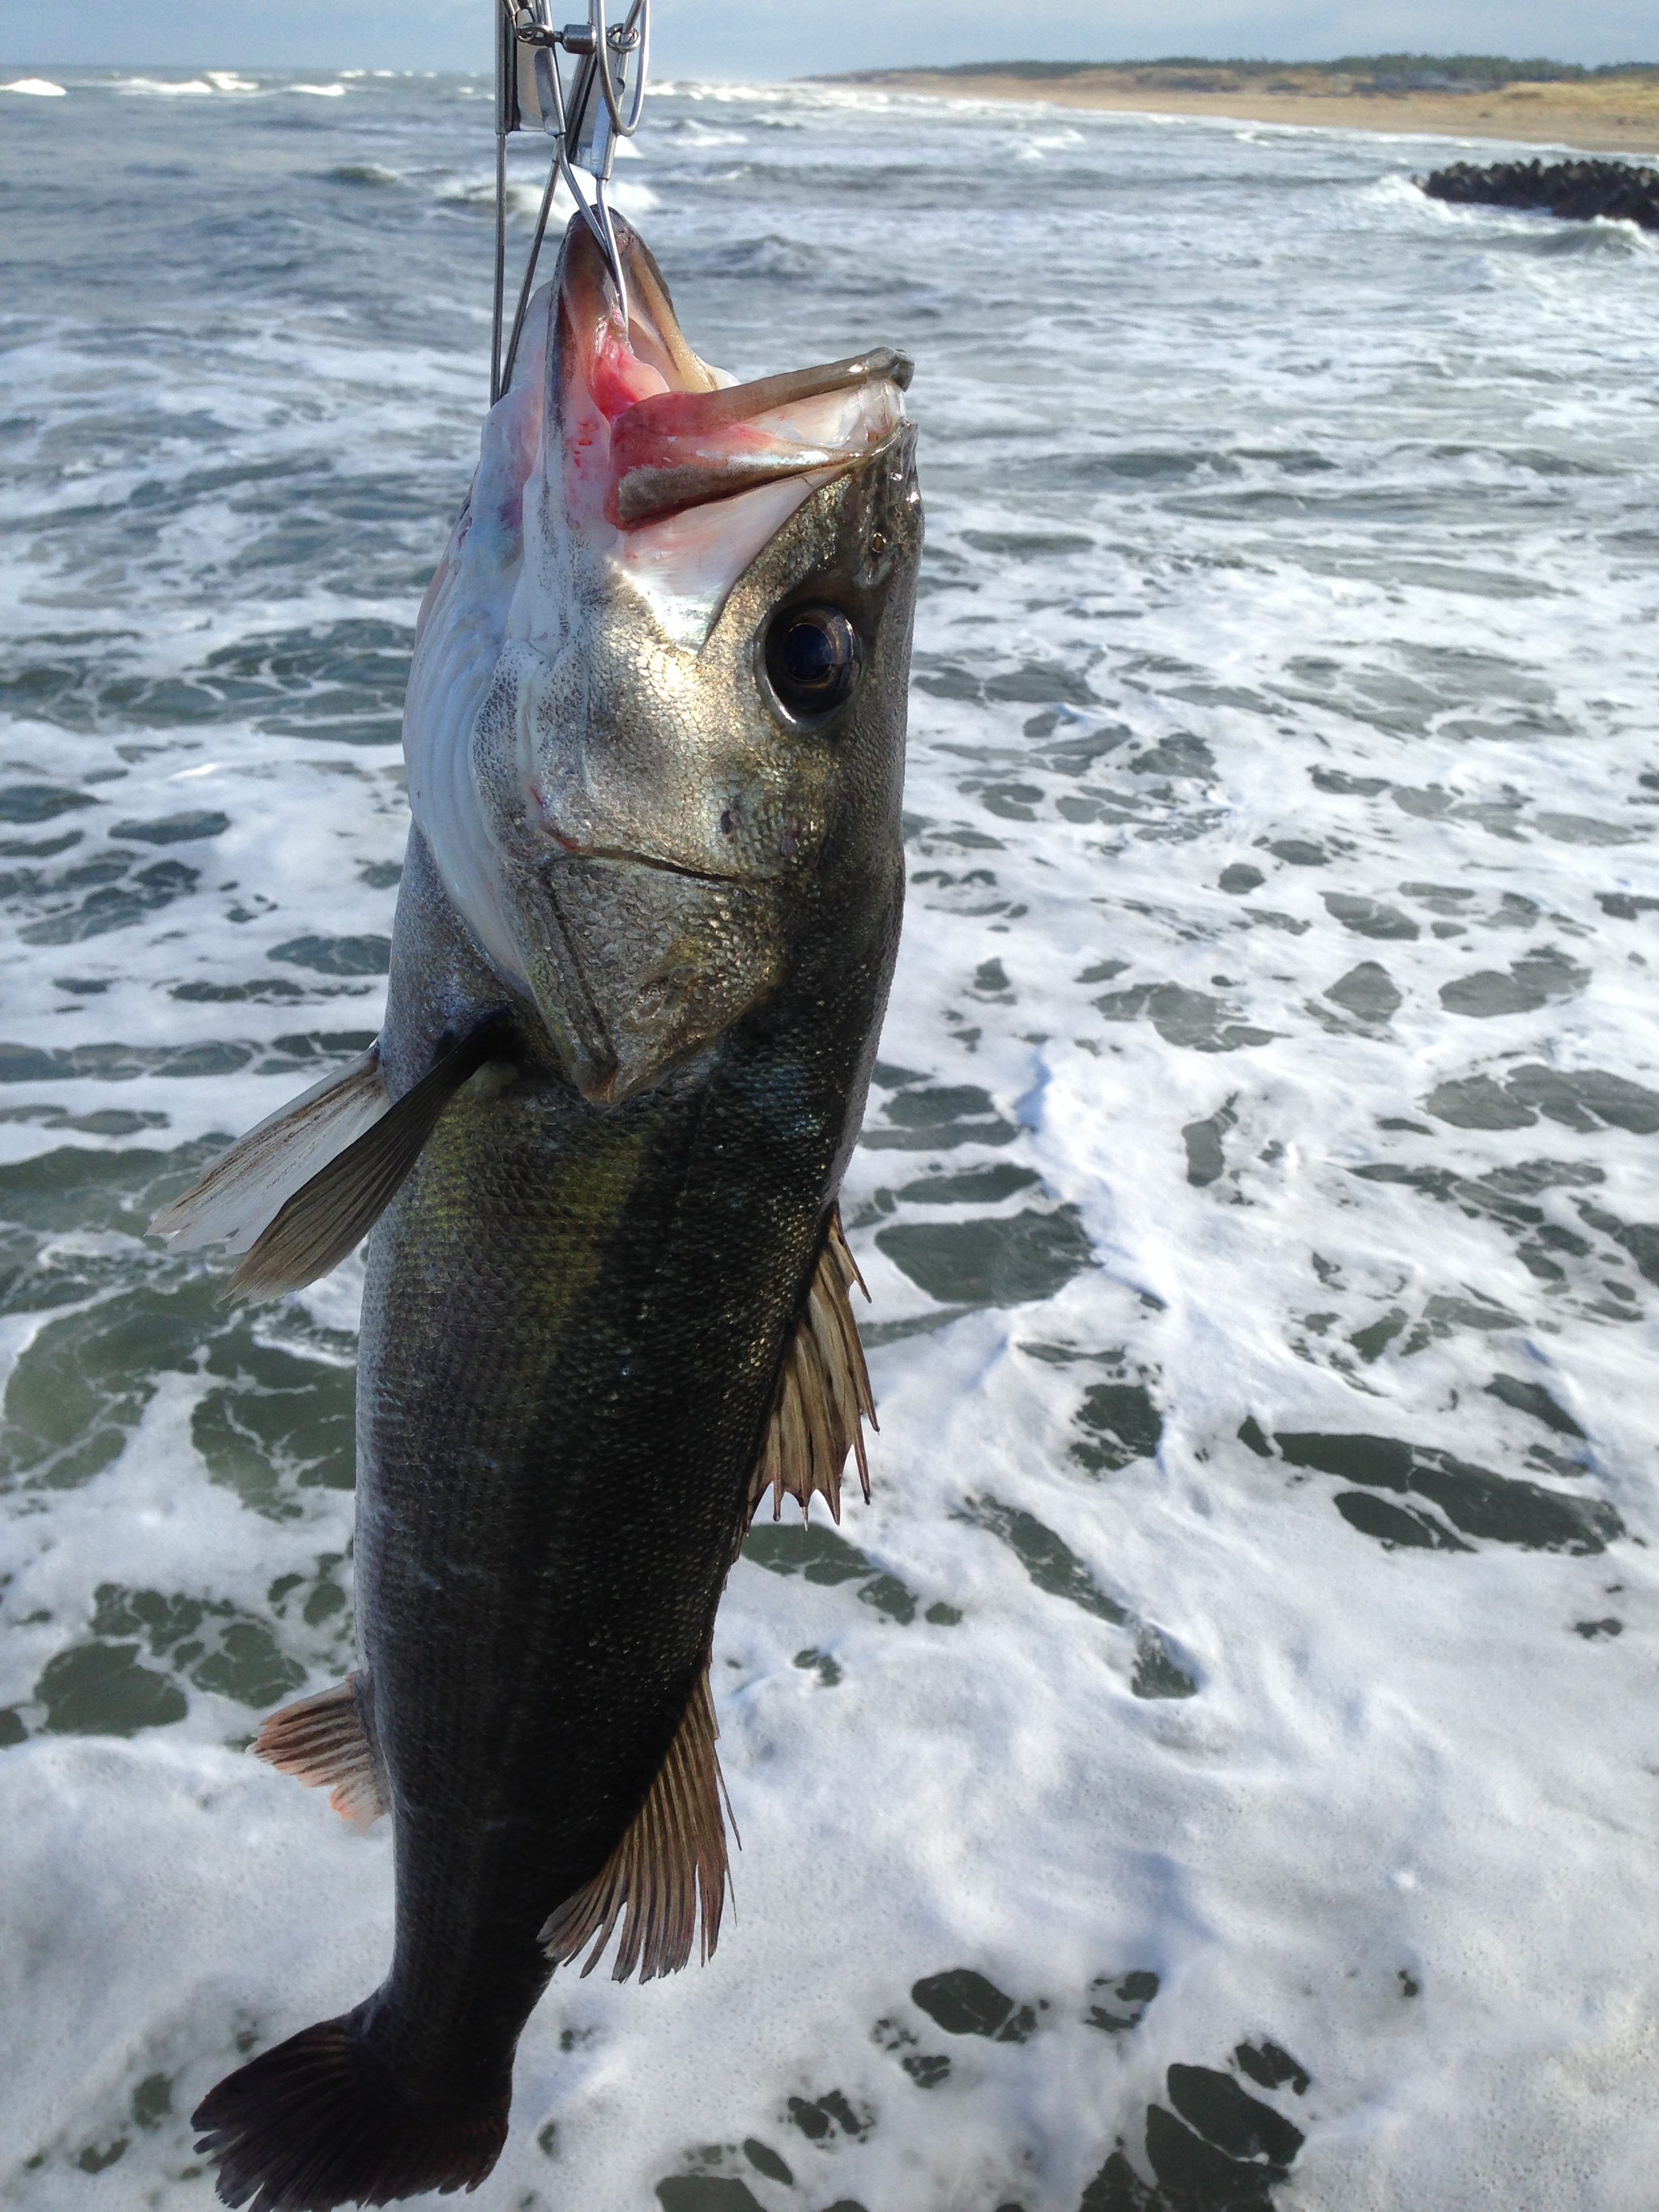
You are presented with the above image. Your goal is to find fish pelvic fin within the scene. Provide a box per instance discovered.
[149,1046,389,1257]
[539,1663,734,1984]
[224,1012,512,1305]
[192,2001,508,2212]
[745,1206,876,1536]
[253,1674,386,1831]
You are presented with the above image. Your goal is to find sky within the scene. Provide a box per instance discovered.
[0,0,1653,77]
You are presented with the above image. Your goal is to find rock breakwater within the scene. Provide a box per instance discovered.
[1420,157,1659,230]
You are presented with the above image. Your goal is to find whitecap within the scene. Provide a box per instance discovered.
[607,177,659,216]
[438,169,658,222]
[0,77,66,97]
[115,76,215,96]
[288,82,348,98]
[674,121,749,147]
[439,172,574,221]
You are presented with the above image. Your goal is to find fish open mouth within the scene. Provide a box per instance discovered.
[548,218,912,651]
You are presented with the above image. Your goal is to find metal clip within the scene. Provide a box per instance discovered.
[492,0,651,403]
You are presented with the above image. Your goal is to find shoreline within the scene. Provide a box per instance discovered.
[825,70,1659,160]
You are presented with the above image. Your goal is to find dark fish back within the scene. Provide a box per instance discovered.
[351,910,890,2082]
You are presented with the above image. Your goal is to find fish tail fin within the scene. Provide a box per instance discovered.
[192,2004,508,2211]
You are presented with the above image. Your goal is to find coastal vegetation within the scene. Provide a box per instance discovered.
[838,56,1659,93]
[827,57,1659,158]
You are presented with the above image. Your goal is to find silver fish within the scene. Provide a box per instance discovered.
[152,214,921,2210]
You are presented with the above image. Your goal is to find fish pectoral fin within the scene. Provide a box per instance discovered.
[148,1046,390,1257]
[224,1012,512,1305]
[539,1664,733,1984]
[745,1205,876,1536]
[252,1673,386,1829]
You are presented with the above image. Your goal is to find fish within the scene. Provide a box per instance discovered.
[150,210,921,2210]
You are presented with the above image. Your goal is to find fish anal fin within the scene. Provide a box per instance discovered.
[225,1011,510,1305]
[148,1046,388,1257]
[539,1664,732,1984]
[747,1205,876,1533]
[254,1674,386,1831]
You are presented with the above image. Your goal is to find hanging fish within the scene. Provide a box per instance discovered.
[151,212,919,2210]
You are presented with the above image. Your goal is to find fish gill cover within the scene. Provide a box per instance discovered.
[0,65,1657,2212]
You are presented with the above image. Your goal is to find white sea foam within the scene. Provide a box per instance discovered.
[115,76,216,96]
[2,75,1658,2212]
[0,77,65,97]
[437,167,660,223]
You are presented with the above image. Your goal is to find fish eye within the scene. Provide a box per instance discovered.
[763,604,863,722]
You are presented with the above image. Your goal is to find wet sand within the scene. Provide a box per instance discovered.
[830,67,1659,159]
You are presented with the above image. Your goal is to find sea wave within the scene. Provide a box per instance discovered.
[437,168,661,221]
[115,76,216,96]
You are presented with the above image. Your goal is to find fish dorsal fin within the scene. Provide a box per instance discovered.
[539,1664,732,1984]
[149,1047,390,1257]
[746,1207,876,1533]
[253,1674,386,1831]
[224,1014,511,1305]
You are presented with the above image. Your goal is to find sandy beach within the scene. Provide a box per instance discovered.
[831,66,1659,159]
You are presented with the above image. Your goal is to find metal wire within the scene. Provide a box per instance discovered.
[593,0,649,136]
[593,173,629,330]
[491,129,508,404]
[499,151,561,399]
[491,0,650,403]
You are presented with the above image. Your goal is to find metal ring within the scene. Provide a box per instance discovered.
[590,0,649,138]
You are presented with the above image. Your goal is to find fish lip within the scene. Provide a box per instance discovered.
[609,368,911,527]
[621,347,915,437]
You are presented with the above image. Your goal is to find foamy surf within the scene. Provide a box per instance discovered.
[1,69,1657,2212]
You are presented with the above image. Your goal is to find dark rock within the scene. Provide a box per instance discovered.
[1419,158,1659,232]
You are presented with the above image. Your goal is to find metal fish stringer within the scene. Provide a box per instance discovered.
[493,0,652,402]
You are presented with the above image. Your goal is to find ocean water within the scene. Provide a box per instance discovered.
[2,63,1659,2212]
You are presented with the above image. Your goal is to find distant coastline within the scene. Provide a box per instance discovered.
[817,58,1659,159]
